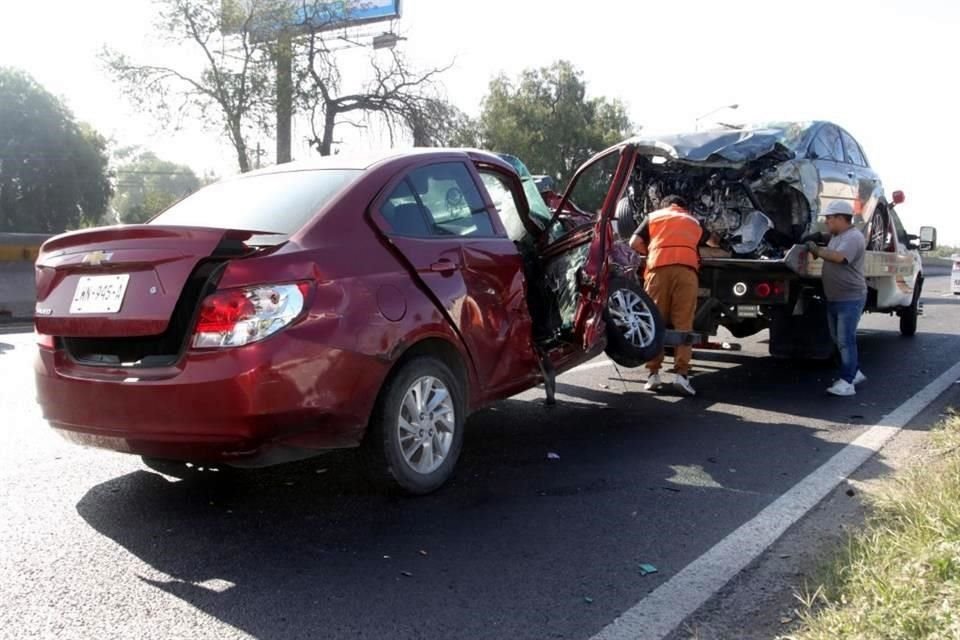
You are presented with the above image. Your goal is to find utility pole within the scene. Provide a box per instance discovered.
[276,32,293,164]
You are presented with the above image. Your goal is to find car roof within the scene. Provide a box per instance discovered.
[238,148,513,177]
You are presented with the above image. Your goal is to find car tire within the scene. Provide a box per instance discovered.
[867,204,892,251]
[604,277,665,366]
[362,356,465,495]
[615,198,640,241]
[899,278,922,337]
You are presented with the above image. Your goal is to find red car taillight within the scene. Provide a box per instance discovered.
[192,282,311,349]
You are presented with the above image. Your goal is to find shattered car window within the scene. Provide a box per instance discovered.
[543,243,590,331]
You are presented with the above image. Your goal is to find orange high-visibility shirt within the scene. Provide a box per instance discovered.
[634,205,706,271]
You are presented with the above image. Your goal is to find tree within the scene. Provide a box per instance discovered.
[102,0,274,173]
[112,148,201,224]
[104,0,454,168]
[297,28,453,155]
[405,100,480,148]
[0,68,113,233]
[475,60,633,185]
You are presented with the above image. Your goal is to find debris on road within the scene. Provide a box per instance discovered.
[547,452,561,460]
[401,571,413,578]
[639,563,658,576]
[418,550,428,557]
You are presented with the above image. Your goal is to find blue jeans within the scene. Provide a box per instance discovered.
[826,299,865,384]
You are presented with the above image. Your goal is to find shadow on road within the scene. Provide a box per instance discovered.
[0,342,13,355]
[75,381,893,640]
[69,312,960,638]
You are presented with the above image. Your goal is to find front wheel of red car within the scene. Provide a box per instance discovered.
[603,277,665,366]
[363,357,465,495]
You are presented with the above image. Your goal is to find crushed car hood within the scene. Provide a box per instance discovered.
[626,122,813,166]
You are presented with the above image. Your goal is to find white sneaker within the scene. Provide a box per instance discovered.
[645,373,663,392]
[853,370,867,386]
[827,379,856,397]
[674,375,697,397]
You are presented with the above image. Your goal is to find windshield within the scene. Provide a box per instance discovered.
[748,121,815,151]
[151,169,361,240]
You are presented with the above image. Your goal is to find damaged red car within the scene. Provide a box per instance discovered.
[34,148,663,493]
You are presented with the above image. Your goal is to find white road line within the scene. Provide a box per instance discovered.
[591,359,960,640]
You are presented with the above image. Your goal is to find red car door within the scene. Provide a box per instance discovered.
[548,144,637,351]
[371,160,539,398]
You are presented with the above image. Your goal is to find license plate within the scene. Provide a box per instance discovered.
[70,274,130,314]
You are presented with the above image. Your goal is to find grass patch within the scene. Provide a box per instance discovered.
[783,410,960,639]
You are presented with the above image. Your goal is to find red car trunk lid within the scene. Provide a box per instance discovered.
[35,225,259,337]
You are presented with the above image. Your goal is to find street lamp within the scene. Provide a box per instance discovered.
[695,104,739,131]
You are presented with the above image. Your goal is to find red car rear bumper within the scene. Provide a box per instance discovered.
[35,333,388,465]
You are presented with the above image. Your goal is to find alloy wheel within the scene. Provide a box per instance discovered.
[607,288,657,349]
[397,376,456,475]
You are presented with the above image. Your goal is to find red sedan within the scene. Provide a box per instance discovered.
[34,148,663,493]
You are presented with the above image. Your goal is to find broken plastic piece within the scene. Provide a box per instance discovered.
[547,452,561,460]
[639,563,658,576]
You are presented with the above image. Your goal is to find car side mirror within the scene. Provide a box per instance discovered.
[918,226,937,252]
[892,190,906,205]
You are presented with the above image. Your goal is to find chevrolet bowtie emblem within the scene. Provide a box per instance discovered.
[82,250,112,266]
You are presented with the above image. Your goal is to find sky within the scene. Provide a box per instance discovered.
[1,0,959,245]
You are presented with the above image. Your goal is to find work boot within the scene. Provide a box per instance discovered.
[853,370,867,386]
[644,373,663,392]
[827,379,856,397]
[673,374,696,397]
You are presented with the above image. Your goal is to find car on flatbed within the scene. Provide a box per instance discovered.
[610,122,938,358]
[34,147,663,494]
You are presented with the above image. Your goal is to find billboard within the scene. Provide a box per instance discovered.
[223,0,401,39]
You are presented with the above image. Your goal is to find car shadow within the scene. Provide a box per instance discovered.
[75,383,894,640]
[0,342,12,355]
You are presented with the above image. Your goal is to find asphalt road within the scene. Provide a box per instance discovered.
[2,274,959,640]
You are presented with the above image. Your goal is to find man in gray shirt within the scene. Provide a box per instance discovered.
[806,200,868,397]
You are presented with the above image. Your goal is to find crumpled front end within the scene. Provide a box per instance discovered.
[616,123,821,259]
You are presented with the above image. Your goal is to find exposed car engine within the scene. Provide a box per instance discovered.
[619,153,811,259]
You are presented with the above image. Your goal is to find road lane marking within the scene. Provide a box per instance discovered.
[591,359,960,640]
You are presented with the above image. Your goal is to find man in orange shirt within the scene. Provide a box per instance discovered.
[626,195,715,396]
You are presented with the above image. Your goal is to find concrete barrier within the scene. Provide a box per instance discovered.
[0,233,51,321]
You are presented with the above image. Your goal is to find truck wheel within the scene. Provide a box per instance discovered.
[899,278,922,337]
[362,356,465,495]
[604,277,664,366]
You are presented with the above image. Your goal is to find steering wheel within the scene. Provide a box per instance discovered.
[445,187,465,213]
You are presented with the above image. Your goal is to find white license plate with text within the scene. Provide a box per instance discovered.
[70,274,130,314]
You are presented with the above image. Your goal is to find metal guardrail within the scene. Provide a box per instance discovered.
[0,233,51,320]
[0,233,51,262]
